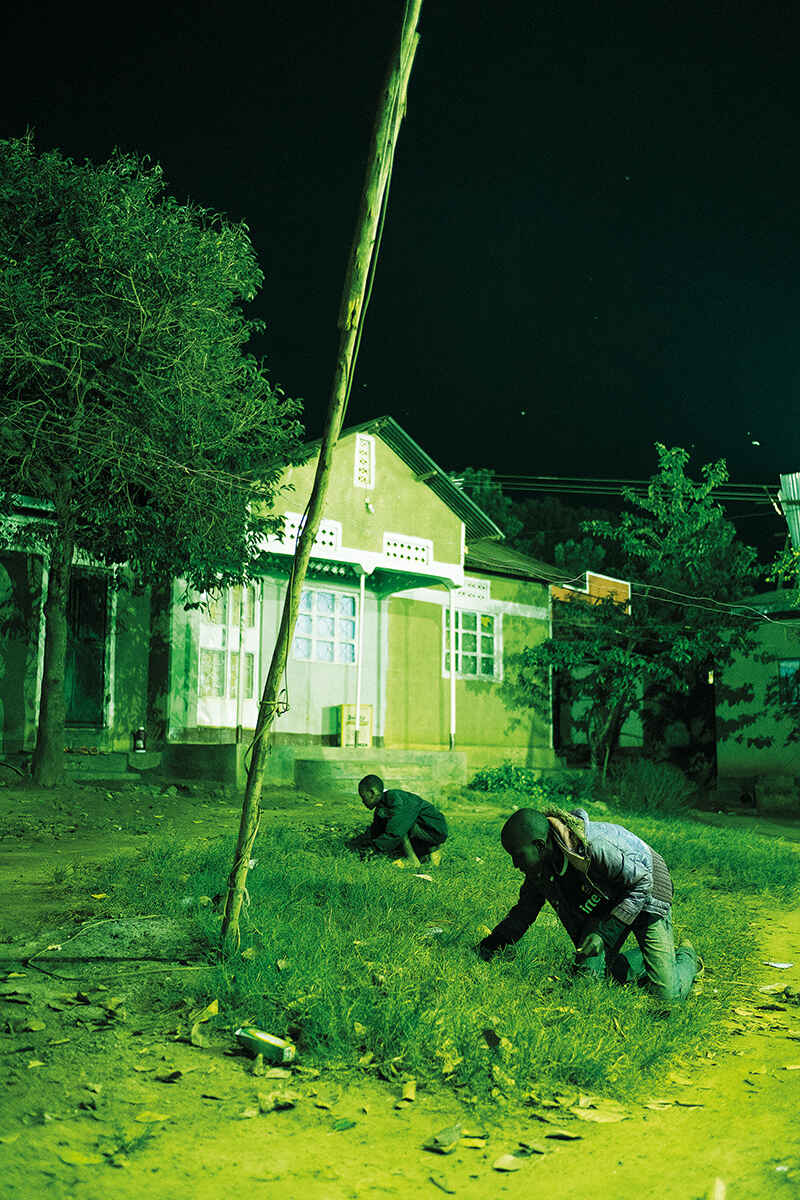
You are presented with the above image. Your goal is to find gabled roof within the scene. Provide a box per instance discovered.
[302,415,503,543]
[465,537,570,585]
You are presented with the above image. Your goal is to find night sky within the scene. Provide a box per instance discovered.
[3,1,800,548]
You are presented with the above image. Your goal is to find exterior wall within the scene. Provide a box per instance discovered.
[0,551,150,754]
[273,432,463,574]
[384,574,557,770]
[717,617,800,780]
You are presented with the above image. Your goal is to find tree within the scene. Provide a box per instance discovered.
[505,445,760,777]
[0,135,303,786]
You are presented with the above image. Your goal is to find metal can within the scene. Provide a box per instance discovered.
[235,1026,296,1063]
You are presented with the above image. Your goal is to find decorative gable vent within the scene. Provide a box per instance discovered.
[354,433,375,489]
[383,532,432,566]
[455,576,490,603]
[284,512,341,553]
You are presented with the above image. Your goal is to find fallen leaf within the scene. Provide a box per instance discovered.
[0,1133,20,1145]
[358,1051,374,1067]
[645,1100,673,1111]
[22,1020,45,1032]
[493,1154,522,1172]
[239,1108,259,1119]
[133,1064,152,1073]
[90,893,108,900]
[58,1148,104,1165]
[331,1118,356,1131]
[276,959,289,971]
[4,972,26,979]
[517,1141,548,1155]
[134,1111,168,1123]
[27,1060,45,1069]
[758,984,787,995]
[86,1083,102,1095]
[258,1091,297,1112]
[783,1064,800,1070]
[189,1023,209,1048]
[353,1021,367,1038]
[424,1124,462,1154]
[667,1072,693,1086]
[241,947,257,961]
[570,1105,628,1123]
[674,1099,704,1108]
[155,1071,182,1084]
[764,961,794,969]
[264,1067,292,1079]
[401,1078,417,1102]
[48,1038,70,1046]
[461,1136,487,1149]
[429,1175,456,1195]
[413,873,433,881]
[191,999,218,1024]
[545,1129,583,1140]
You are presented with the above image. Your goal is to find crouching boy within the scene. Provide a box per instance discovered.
[358,774,447,868]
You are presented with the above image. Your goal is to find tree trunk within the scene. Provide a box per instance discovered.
[31,526,74,787]
[220,0,423,949]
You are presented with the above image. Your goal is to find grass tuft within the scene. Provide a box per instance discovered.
[108,806,800,1107]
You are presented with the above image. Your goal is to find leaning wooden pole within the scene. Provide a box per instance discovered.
[221,0,423,948]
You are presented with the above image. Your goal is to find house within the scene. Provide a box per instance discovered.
[715,590,800,804]
[1,417,564,792]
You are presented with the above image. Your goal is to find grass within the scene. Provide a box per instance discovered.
[99,801,800,1109]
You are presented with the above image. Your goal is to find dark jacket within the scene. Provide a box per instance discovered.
[483,808,673,954]
[370,789,447,855]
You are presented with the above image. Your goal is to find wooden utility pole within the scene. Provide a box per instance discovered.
[221,0,423,947]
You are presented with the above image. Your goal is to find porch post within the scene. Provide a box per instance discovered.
[355,571,366,745]
[449,586,456,750]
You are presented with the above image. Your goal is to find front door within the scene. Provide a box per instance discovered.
[65,570,108,727]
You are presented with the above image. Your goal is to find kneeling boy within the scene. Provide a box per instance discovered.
[358,774,447,868]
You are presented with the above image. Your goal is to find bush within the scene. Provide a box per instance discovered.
[467,763,602,808]
[610,759,696,814]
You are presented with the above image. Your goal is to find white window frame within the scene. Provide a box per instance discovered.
[292,586,359,665]
[442,606,502,680]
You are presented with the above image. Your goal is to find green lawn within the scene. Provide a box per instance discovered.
[105,799,800,1107]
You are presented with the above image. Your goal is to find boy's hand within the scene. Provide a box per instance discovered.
[476,937,496,961]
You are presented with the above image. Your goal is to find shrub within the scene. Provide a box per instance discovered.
[610,758,696,814]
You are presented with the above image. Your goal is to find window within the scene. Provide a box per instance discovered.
[383,532,432,566]
[230,585,256,628]
[200,648,226,697]
[229,652,255,699]
[778,658,800,706]
[354,433,375,489]
[292,589,358,663]
[443,608,500,679]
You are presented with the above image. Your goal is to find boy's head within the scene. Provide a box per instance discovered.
[500,809,553,879]
[358,774,384,809]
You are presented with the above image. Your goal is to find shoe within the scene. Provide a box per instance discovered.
[678,940,704,978]
[430,848,443,867]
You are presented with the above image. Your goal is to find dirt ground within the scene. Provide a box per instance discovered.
[1,778,799,1200]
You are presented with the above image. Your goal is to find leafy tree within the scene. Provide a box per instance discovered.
[505,446,760,777]
[0,135,304,785]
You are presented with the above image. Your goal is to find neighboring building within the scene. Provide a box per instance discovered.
[716,590,800,790]
[1,417,566,790]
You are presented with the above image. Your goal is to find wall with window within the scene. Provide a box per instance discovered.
[716,612,800,780]
[383,573,557,768]
[276,432,463,569]
[266,576,382,744]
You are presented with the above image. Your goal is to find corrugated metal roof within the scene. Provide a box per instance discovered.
[779,472,800,550]
[465,537,570,584]
[302,415,503,542]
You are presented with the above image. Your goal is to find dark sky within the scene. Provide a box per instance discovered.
[3,1,800,549]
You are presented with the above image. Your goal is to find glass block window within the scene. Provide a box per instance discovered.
[229,652,255,699]
[443,609,500,679]
[383,533,432,566]
[283,513,341,553]
[199,648,226,697]
[778,658,800,705]
[354,433,375,489]
[293,589,358,663]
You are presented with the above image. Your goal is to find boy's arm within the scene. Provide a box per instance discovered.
[371,792,415,854]
[477,881,545,959]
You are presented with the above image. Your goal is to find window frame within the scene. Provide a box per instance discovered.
[442,606,502,681]
[291,586,359,665]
